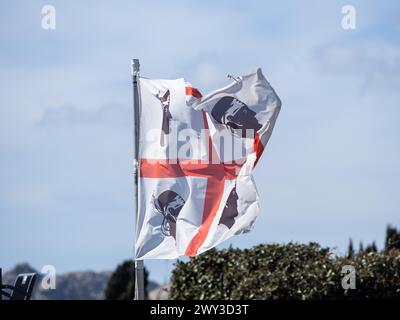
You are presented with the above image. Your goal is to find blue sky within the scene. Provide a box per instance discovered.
[1,1,399,284]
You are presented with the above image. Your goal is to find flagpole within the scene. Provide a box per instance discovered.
[131,58,144,300]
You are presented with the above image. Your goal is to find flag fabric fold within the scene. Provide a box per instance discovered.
[135,68,281,259]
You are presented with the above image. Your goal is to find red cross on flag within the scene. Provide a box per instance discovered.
[135,68,281,259]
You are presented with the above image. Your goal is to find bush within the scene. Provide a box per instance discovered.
[170,243,400,300]
[105,260,149,300]
[337,251,400,299]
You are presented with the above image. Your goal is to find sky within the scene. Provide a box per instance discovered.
[0,0,399,284]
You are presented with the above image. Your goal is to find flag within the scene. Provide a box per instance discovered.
[135,68,281,259]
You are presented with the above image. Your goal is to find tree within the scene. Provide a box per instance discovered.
[347,238,354,258]
[359,242,364,253]
[365,241,378,253]
[385,225,400,251]
[104,260,149,300]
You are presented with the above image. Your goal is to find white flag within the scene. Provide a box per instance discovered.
[135,68,281,259]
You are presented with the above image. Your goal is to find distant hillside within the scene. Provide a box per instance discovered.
[3,263,159,300]
[3,263,110,299]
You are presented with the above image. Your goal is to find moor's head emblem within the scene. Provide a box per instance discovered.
[153,190,185,239]
[154,90,172,146]
[211,96,262,138]
[218,185,239,229]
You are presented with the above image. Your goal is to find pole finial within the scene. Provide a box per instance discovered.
[227,74,240,83]
[131,59,140,76]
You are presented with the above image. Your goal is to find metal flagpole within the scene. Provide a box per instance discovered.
[131,58,145,300]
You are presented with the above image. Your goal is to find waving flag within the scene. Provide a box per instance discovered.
[135,68,281,259]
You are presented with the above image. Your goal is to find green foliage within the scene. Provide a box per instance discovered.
[347,238,354,258]
[337,251,400,299]
[170,243,400,300]
[104,260,149,300]
[357,225,400,254]
[385,225,400,251]
[364,241,378,253]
